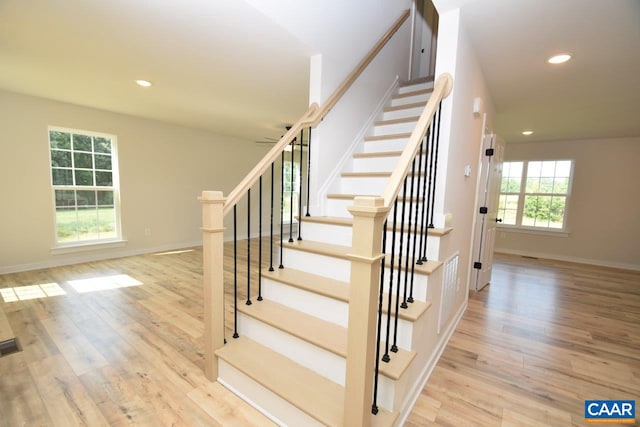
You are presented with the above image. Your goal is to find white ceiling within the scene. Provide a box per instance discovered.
[458,0,640,142]
[0,0,312,141]
[1,0,639,144]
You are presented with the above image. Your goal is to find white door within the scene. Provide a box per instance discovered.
[473,133,505,291]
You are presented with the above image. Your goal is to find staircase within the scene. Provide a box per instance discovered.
[210,79,455,426]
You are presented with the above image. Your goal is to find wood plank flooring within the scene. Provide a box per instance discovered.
[1,246,638,426]
[406,254,640,426]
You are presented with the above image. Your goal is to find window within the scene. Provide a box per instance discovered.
[498,160,573,230]
[49,127,121,245]
[282,160,300,223]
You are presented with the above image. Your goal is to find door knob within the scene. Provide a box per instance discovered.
[496,218,503,223]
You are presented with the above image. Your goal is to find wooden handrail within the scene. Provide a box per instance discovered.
[381,73,453,208]
[223,9,411,215]
[223,104,318,215]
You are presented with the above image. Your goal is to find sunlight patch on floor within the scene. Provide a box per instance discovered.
[0,283,66,302]
[68,274,143,294]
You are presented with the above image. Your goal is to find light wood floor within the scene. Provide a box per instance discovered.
[1,246,638,426]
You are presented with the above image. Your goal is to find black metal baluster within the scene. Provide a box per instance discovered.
[305,127,312,217]
[420,128,433,263]
[246,189,252,306]
[297,129,304,241]
[391,192,405,353]
[269,162,275,272]
[258,176,263,301]
[288,139,294,243]
[382,200,398,363]
[416,137,428,265]
[408,158,419,304]
[372,219,388,415]
[233,205,239,339]
[279,152,285,269]
[429,103,443,229]
[401,170,414,309]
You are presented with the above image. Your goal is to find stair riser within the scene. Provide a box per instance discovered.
[373,121,418,136]
[363,138,410,153]
[398,82,433,94]
[325,199,425,223]
[239,309,410,411]
[280,247,429,301]
[351,155,426,172]
[391,93,430,107]
[262,277,349,327]
[382,105,425,121]
[238,312,346,386]
[340,176,389,194]
[218,360,324,427]
[302,222,441,266]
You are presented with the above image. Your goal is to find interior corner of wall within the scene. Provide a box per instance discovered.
[309,54,323,105]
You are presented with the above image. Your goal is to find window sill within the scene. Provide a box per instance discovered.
[51,239,128,255]
[497,226,569,238]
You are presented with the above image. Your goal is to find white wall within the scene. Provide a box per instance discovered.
[433,8,496,307]
[0,90,269,273]
[495,137,640,270]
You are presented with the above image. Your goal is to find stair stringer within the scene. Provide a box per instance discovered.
[314,77,400,216]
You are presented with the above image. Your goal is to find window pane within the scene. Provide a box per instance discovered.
[51,150,71,167]
[527,161,541,178]
[506,161,523,178]
[94,154,112,170]
[556,161,571,178]
[95,171,112,186]
[98,207,116,239]
[94,137,112,154]
[554,177,569,194]
[539,177,554,193]
[504,209,518,225]
[523,195,566,229]
[525,177,540,193]
[77,190,96,207]
[507,178,521,192]
[75,170,94,186]
[77,207,99,240]
[540,161,555,177]
[55,189,76,207]
[74,152,93,169]
[50,131,71,149]
[97,191,114,207]
[56,207,78,241]
[73,134,92,151]
[52,169,73,185]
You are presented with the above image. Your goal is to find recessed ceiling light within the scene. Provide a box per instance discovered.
[547,54,571,64]
[135,79,152,87]
[522,130,534,136]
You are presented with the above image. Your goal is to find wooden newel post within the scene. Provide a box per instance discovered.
[199,190,226,381]
[344,196,389,426]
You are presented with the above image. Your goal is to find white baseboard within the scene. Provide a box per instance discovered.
[0,240,202,275]
[396,299,467,426]
[494,248,640,272]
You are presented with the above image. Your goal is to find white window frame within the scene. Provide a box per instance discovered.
[48,126,123,248]
[282,158,301,225]
[498,159,574,234]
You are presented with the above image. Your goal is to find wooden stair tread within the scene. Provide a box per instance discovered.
[238,299,416,379]
[327,193,423,203]
[353,151,403,158]
[400,76,434,87]
[263,268,349,302]
[263,267,431,321]
[392,88,433,99]
[364,132,411,142]
[281,240,441,275]
[216,337,397,426]
[299,216,453,236]
[238,299,346,356]
[383,101,426,112]
[375,116,420,126]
